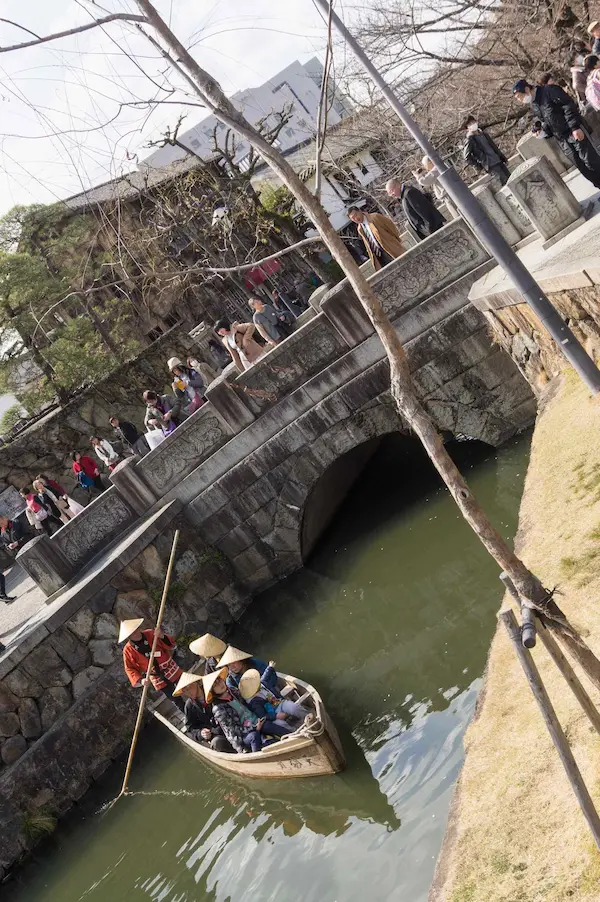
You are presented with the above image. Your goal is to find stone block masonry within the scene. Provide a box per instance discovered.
[0,325,208,494]
[0,512,248,879]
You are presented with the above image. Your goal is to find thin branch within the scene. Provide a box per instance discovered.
[0,13,147,53]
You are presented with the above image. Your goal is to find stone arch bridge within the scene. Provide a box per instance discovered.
[18,219,536,599]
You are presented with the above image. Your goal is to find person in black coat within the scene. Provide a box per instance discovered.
[386,178,446,241]
[173,672,232,752]
[513,78,600,189]
[462,115,510,185]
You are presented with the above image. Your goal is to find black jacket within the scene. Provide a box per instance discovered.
[114,420,139,446]
[184,697,215,732]
[531,84,581,141]
[463,130,507,173]
[0,518,26,550]
[400,185,446,240]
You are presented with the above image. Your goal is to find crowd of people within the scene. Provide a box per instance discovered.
[344,21,600,271]
[120,625,310,754]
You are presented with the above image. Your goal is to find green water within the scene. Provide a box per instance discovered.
[5,433,530,902]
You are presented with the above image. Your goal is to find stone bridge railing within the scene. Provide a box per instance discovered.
[19,159,573,599]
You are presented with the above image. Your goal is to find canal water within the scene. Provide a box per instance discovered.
[5,432,530,902]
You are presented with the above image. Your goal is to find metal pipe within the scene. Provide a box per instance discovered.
[315,0,600,394]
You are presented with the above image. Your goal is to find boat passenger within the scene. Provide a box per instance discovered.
[239,663,311,726]
[172,671,232,752]
[188,633,227,674]
[119,618,184,710]
[219,645,268,693]
[203,668,293,753]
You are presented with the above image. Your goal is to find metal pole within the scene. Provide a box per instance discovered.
[315,0,600,394]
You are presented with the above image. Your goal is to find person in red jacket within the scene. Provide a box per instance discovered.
[71,450,104,492]
[119,619,184,709]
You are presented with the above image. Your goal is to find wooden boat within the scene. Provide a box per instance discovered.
[149,672,346,779]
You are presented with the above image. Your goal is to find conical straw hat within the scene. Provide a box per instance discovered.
[189,634,227,658]
[219,645,252,668]
[118,618,144,643]
[202,667,228,702]
[239,669,261,701]
[173,671,204,698]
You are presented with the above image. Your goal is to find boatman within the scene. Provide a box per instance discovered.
[119,618,184,708]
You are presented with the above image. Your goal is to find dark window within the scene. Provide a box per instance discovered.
[148,327,164,342]
[357,160,369,176]
[164,313,180,328]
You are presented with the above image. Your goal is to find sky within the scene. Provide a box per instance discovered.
[0,0,346,215]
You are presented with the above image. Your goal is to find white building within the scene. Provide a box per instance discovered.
[143,57,353,170]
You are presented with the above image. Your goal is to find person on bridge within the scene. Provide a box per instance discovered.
[172,671,233,751]
[347,206,405,271]
[214,318,265,372]
[513,77,600,189]
[219,645,268,693]
[120,618,184,709]
[143,390,184,436]
[203,668,292,753]
[20,486,63,536]
[108,416,149,458]
[248,298,287,345]
[461,115,510,185]
[189,633,227,674]
[90,436,122,473]
[167,357,206,415]
[385,179,446,241]
[0,517,21,601]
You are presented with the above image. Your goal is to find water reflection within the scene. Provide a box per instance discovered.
[5,435,530,902]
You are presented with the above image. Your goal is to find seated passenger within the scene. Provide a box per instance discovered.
[203,668,293,754]
[219,645,268,693]
[188,633,227,675]
[239,662,311,727]
[172,671,232,753]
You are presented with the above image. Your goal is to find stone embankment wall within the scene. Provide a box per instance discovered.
[0,511,245,879]
[482,282,600,392]
[0,326,211,494]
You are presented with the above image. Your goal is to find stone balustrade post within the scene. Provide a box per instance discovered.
[205,380,255,433]
[16,535,75,598]
[471,184,521,246]
[516,133,570,174]
[506,156,583,249]
[495,185,535,239]
[110,457,158,516]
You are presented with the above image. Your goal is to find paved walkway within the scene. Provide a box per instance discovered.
[0,564,47,649]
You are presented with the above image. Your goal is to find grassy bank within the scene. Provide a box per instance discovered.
[430,372,600,902]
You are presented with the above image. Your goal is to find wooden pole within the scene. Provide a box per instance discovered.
[115,529,180,802]
[536,628,600,738]
[500,572,600,735]
[500,609,600,850]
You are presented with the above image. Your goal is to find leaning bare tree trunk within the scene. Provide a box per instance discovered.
[135,0,600,688]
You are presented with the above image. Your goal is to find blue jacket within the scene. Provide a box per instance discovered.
[244,664,282,721]
[226,657,267,693]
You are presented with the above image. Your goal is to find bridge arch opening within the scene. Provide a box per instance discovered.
[300,432,494,561]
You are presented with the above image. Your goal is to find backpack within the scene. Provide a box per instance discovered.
[586,70,600,111]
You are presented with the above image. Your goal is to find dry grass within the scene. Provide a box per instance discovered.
[433,371,600,902]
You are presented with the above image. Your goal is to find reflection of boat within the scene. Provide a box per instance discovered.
[150,673,345,779]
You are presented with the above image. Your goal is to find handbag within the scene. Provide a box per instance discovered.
[34,506,48,521]
[77,471,95,489]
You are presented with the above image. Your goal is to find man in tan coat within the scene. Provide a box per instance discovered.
[348,206,405,271]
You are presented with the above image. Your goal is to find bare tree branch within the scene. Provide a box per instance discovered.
[0,13,147,54]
